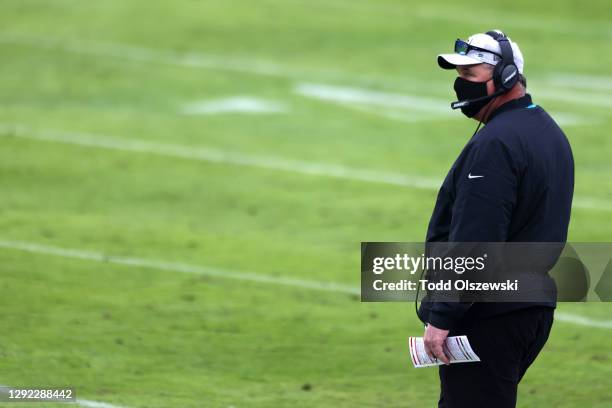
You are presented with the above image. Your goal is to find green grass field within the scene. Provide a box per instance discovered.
[1,0,611,407]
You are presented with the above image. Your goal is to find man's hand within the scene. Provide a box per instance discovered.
[424,324,450,365]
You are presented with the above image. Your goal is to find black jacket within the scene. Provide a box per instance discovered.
[418,94,574,330]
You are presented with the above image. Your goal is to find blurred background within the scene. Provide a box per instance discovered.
[0,0,610,407]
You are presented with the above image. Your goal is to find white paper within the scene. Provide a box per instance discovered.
[408,335,480,368]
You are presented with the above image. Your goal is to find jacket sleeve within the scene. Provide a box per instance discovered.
[427,136,520,330]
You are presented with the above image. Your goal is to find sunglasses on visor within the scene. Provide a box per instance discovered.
[454,39,501,58]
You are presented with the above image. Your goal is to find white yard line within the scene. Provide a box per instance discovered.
[1,123,610,211]
[554,312,612,329]
[0,239,359,295]
[295,82,590,126]
[0,123,441,190]
[294,82,452,115]
[534,88,612,109]
[1,239,612,329]
[181,96,288,115]
[572,198,612,212]
[77,400,126,408]
[545,112,593,127]
[545,74,612,92]
[0,34,346,82]
[340,104,445,123]
[294,82,455,123]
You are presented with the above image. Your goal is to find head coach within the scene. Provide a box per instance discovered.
[417,30,574,407]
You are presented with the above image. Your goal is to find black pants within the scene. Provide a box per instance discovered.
[438,306,554,408]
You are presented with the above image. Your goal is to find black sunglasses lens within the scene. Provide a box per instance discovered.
[455,39,469,55]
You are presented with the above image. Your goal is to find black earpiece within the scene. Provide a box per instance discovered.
[485,30,519,92]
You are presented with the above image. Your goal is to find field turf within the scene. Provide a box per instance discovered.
[0,1,611,407]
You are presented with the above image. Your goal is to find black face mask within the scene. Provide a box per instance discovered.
[453,76,491,118]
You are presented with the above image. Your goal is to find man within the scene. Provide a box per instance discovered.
[417,30,574,407]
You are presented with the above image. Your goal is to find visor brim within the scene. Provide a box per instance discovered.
[437,53,484,69]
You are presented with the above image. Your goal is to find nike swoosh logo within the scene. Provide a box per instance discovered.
[468,173,484,179]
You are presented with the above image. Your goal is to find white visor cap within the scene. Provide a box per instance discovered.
[438,32,524,74]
